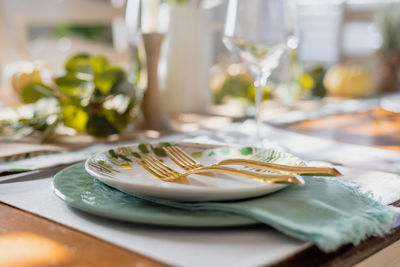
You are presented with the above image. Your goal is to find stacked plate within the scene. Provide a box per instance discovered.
[53,142,305,227]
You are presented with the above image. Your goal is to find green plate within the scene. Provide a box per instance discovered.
[53,162,257,227]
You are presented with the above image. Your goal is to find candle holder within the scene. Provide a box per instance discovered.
[125,0,172,131]
[141,32,171,131]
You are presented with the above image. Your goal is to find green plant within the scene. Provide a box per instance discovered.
[376,3,400,55]
[167,0,189,5]
[55,24,112,44]
[0,54,139,141]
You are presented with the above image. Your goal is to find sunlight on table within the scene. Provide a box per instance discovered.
[0,232,73,266]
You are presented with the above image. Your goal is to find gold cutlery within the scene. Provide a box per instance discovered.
[137,155,305,185]
[163,145,342,177]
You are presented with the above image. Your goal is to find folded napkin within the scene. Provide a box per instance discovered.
[135,176,400,252]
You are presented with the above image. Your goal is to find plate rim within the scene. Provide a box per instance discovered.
[52,163,258,227]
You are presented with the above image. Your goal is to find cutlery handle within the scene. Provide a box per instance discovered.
[215,159,342,176]
[183,166,304,186]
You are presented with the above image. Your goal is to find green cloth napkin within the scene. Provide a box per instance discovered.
[136,176,400,252]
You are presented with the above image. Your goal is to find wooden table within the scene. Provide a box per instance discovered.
[284,108,400,152]
[1,108,399,267]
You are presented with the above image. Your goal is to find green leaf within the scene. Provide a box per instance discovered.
[112,79,135,96]
[153,147,167,157]
[61,104,88,132]
[310,67,327,98]
[108,149,118,158]
[220,147,230,155]
[119,147,131,156]
[40,116,60,142]
[22,82,55,103]
[214,77,250,104]
[191,152,203,158]
[86,114,118,137]
[3,53,139,141]
[117,153,132,162]
[65,54,96,76]
[138,144,149,154]
[167,0,189,5]
[89,56,108,75]
[239,147,253,156]
[76,64,95,76]
[95,67,125,95]
[159,142,171,147]
[56,75,93,98]
[66,54,110,76]
[65,54,90,72]
[103,108,129,132]
[132,152,141,159]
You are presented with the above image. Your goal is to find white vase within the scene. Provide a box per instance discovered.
[163,3,213,114]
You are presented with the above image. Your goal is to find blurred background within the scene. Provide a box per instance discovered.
[0,0,400,138]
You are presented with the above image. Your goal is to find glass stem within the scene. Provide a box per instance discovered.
[254,70,270,146]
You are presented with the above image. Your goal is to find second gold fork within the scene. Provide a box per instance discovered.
[138,155,304,185]
[164,145,341,177]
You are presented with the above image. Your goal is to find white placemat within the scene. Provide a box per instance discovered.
[1,121,400,266]
[0,176,308,267]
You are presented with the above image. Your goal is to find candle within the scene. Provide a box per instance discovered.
[141,0,160,33]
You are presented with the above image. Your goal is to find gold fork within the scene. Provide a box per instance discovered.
[163,145,341,176]
[137,155,305,185]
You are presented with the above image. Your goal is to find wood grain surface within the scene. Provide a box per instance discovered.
[0,203,166,267]
[286,108,400,151]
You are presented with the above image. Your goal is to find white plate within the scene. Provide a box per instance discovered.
[85,142,306,202]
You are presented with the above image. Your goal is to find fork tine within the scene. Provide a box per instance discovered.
[143,156,173,177]
[136,159,166,179]
[146,156,179,176]
[172,146,198,165]
[139,156,189,183]
[165,146,192,165]
[168,146,202,170]
[163,147,193,170]
[141,156,171,177]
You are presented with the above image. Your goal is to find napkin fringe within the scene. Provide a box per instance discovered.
[131,175,400,253]
[315,205,399,252]
[308,176,400,252]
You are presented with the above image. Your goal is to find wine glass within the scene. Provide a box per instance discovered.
[223,0,298,144]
